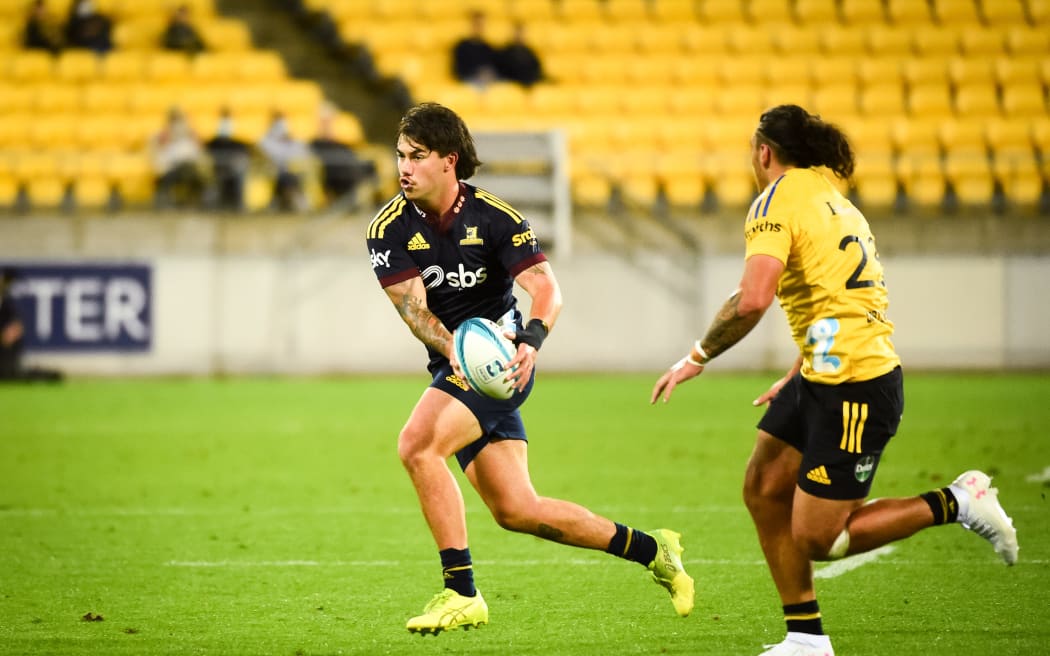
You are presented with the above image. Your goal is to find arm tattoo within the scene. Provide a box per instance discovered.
[536,523,565,542]
[701,290,764,359]
[395,291,451,355]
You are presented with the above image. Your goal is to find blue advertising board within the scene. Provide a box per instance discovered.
[1,263,152,352]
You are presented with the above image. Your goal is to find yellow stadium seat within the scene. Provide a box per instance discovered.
[0,175,19,209]
[189,52,241,82]
[856,57,902,87]
[931,0,982,26]
[106,151,154,204]
[892,116,943,157]
[0,83,36,113]
[994,55,1043,86]
[725,24,775,55]
[910,26,959,56]
[603,0,649,23]
[28,114,78,149]
[669,55,721,86]
[1029,0,1050,25]
[947,57,995,86]
[819,25,868,55]
[73,175,115,210]
[766,83,812,110]
[902,57,949,87]
[579,57,626,85]
[696,0,747,23]
[9,51,54,82]
[330,111,365,146]
[570,171,611,208]
[127,83,182,116]
[587,24,638,53]
[526,84,576,118]
[954,83,1000,117]
[76,114,133,151]
[665,86,716,116]
[839,0,885,25]
[25,178,68,209]
[794,0,839,24]
[198,18,253,51]
[237,51,288,81]
[839,117,895,155]
[862,25,910,56]
[145,52,192,82]
[662,176,707,209]
[772,25,823,56]
[680,25,730,55]
[765,56,814,86]
[886,0,933,25]
[979,0,1026,26]
[274,80,324,116]
[635,24,688,55]
[100,50,147,81]
[620,86,671,117]
[959,28,1004,57]
[944,151,995,205]
[81,82,130,113]
[32,83,81,113]
[713,84,766,117]
[0,115,32,149]
[508,0,557,22]
[224,84,275,116]
[179,84,228,117]
[479,82,529,117]
[986,117,1033,157]
[747,0,794,24]
[649,0,696,23]
[556,0,603,22]
[811,83,859,117]
[939,117,989,156]
[908,82,954,116]
[1005,27,1050,56]
[717,56,766,86]
[113,18,166,50]
[56,50,101,82]
[853,152,900,207]
[574,85,624,117]
[1001,84,1048,117]
[897,153,946,209]
[808,57,857,88]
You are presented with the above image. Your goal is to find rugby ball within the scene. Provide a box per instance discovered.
[453,317,517,400]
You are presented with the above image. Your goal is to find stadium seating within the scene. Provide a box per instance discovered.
[0,0,369,213]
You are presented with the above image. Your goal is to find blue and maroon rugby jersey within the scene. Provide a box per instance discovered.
[366,182,546,366]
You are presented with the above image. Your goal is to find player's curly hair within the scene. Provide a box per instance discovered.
[755,104,855,180]
[397,102,482,180]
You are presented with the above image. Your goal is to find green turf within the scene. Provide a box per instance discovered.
[1,373,1048,655]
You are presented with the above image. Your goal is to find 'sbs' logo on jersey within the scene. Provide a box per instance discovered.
[421,264,487,289]
[370,249,391,269]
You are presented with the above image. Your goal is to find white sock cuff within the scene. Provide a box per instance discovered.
[949,483,970,521]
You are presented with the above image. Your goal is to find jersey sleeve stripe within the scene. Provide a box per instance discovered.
[475,189,524,224]
[508,252,547,278]
[760,174,785,217]
[367,196,406,239]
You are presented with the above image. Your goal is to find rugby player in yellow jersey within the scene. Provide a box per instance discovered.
[651,105,1018,656]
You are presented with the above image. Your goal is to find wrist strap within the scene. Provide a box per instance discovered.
[689,340,711,366]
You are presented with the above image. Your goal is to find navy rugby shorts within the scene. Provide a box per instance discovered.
[429,360,535,470]
[758,366,904,500]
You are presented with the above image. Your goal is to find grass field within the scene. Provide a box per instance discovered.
[1,372,1048,655]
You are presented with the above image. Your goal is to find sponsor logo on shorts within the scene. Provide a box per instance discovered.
[854,455,876,483]
[806,465,831,485]
[446,374,469,391]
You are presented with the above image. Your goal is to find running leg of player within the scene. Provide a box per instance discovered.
[399,387,489,635]
[745,430,1018,656]
[467,438,695,618]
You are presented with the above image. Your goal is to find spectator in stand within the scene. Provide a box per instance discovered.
[204,108,252,212]
[451,10,499,88]
[23,0,63,53]
[150,106,207,209]
[1,268,62,383]
[161,3,206,55]
[497,22,543,87]
[309,110,376,208]
[259,112,310,212]
[65,0,112,54]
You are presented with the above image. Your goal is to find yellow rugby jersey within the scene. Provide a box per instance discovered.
[744,168,900,384]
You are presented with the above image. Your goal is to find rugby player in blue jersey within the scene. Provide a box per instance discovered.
[366,103,694,634]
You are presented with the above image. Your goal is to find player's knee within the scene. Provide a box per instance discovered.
[795,527,850,561]
[487,499,530,532]
[396,427,429,469]
[742,466,793,516]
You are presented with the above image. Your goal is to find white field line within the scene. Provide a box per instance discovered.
[813,545,895,579]
[0,505,748,517]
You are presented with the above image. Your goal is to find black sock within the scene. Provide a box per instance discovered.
[605,523,658,566]
[439,547,475,597]
[784,599,824,635]
[920,487,960,525]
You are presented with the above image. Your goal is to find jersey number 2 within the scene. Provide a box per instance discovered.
[806,318,841,373]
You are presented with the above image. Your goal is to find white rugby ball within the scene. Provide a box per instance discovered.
[453,317,517,400]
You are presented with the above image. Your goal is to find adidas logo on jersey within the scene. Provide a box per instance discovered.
[806,466,832,485]
[407,232,430,250]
